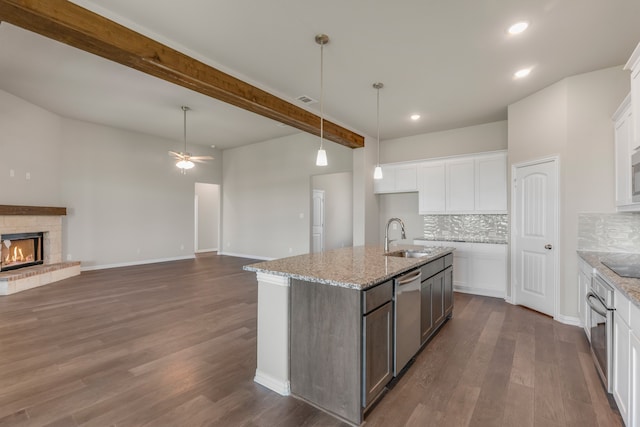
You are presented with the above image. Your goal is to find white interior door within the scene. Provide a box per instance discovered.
[512,158,558,317]
[312,189,325,253]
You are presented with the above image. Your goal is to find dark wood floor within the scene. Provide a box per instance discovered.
[0,253,622,427]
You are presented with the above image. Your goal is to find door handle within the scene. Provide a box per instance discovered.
[544,244,553,250]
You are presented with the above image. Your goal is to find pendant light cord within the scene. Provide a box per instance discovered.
[183,107,187,153]
[320,41,324,149]
[376,86,380,165]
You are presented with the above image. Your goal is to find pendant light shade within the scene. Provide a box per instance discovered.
[315,34,329,166]
[373,82,384,180]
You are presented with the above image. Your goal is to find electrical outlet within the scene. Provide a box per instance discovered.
[9,169,14,177]
[25,172,31,180]
[180,244,184,251]
[66,254,72,261]
[289,247,293,253]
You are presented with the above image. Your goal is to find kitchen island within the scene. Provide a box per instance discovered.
[244,244,454,425]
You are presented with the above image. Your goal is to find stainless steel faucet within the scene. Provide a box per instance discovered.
[385,217,406,252]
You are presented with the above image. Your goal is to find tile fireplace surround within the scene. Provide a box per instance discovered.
[0,205,80,295]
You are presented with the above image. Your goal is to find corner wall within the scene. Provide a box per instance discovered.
[508,65,629,319]
[221,133,353,259]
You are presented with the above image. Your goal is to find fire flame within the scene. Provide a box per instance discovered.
[2,241,34,266]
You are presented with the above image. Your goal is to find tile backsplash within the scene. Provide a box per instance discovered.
[422,214,508,242]
[578,213,640,253]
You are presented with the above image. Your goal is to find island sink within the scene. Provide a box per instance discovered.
[385,249,433,258]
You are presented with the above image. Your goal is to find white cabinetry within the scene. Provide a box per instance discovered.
[475,153,508,212]
[417,151,507,214]
[373,163,417,194]
[414,240,507,298]
[417,162,446,213]
[613,288,640,427]
[446,158,475,212]
[614,95,635,209]
[577,258,592,339]
[614,290,630,425]
[626,41,640,147]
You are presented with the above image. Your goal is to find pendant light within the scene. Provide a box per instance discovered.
[373,82,384,180]
[315,34,329,166]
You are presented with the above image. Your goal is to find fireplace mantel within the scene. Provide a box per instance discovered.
[0,205,67,216]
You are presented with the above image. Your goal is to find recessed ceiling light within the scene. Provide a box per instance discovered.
[514,68,531,79]
[410,114,421,121]
[508,21,529,35]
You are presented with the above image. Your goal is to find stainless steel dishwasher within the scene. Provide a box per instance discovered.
[394,268,421,376]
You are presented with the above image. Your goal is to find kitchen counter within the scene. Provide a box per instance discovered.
[577,251,640,308]
[244,244,454,290]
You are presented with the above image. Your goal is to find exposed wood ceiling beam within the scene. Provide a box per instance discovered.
[0,0,365,149]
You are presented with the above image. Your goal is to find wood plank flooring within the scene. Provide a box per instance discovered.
[0,253,622,426]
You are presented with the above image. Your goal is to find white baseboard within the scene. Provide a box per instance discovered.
[555,314,582,327]
[218,251,274,261]
[81,255,196,271]
[254,370,290,396]
[504,295,514,304]
[195,248,218,254]
[454,285,505,299]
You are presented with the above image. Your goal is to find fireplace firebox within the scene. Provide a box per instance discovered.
[1,232,44,272]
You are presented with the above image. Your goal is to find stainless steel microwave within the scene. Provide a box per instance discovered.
[633,150,640,202]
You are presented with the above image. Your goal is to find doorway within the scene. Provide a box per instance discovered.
[194,183,220,253]
[511,157,559,317]
[310,172,353,253]
[312,189,325,253]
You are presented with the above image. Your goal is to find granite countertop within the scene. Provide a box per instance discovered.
[414,237,508,245]
[243,245,454,291]
[577,251,640,308]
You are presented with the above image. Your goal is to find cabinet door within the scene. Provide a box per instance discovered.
[421,277,433,344]
[395,165,417,192]
[614,105,633,206]
[362,301,393,408]
[613,311,630,425]
[432,271,445,328]
[418,162,446,213]
[630,330,640,427]
[475,153,507,212]
[444,266,453,316]
[446,158,475,212]
[631,64,640,146]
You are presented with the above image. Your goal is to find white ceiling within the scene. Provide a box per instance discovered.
[1,0,640,150]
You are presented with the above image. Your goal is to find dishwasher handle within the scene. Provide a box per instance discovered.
[397,269,421,285]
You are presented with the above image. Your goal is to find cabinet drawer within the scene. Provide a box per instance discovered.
[616,290,631,326]
[444,253,453,268]
[363,280,393,314]
[421,257,445,279]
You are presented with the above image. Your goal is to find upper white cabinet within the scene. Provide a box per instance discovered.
[625,41,640,147]
[614,95,633,208]
[475,153,508,212]
[446,158,475,212]
[417,162,446,212]
[417,152,507,214]
[373,163,417,194]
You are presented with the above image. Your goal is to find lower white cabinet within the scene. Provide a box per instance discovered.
[630,302,640,427]
[613,289,640,427]
[414,240,507,298]
[577,259,592,339]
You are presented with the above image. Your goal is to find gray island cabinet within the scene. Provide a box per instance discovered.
[244,245,454,426]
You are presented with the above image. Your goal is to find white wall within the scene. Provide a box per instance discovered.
[195,182,219,252]
[508,65,629,319]
[0,90,63,205]
[311,172,353,251]
[380,120,507,164]
[221,132,353,259]
[0,89,222,269]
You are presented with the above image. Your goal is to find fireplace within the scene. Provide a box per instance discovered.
[1,232,44,272]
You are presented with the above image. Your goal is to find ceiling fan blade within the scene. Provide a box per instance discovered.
[190,156,214,161]
[192,158,211,163]
[168,150,184,158]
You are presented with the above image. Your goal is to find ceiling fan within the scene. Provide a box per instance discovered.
[169,106,214,174]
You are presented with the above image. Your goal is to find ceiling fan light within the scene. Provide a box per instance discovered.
[316,148,328,166]
[373,165,383,180]
[176,159,195,170]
